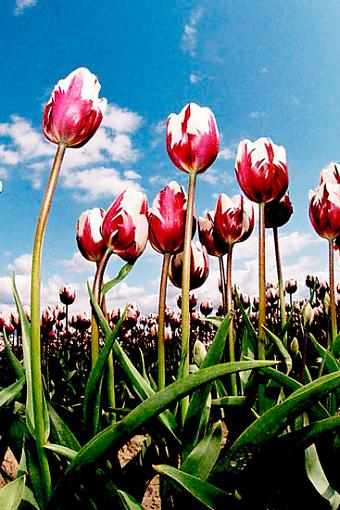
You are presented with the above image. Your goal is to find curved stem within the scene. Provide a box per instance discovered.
[329,239,337,346]
[181,170,196,424]
[218,255,227,315]
[157,253,171,390]
[258,202,266,360]
[30,142,66,505]
[226,244,237,396]
[273,226,287,345]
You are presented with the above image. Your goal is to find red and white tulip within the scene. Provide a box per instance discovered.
[214,193,254,245]
[166,103,219,174]
[235,137,288,203]
[309,182,340,240]
[198,211,228,257]
[43,67,106,148]
[76,207,106,262]
[169,241,209,290]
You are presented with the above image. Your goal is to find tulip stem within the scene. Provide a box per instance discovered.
[258,202,266,360]
[329,239,337,346]
[226,244,237,396]
[157,253,171,390]
[181,170,197,425]
[30,142,66,505]
[273,226,287,345]
[218,255,227,315]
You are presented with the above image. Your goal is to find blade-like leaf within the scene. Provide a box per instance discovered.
[49,360,276,508]
[213,371,340,480]
[2,328,24,379]
[83,312,125,436]
[116,489,144,509]
[48,404,80,451]
[262,325,292,375]
[181,421,222,480]
[0,475,26,510]
[101,263,134,296]
[0,377,25,408]
[44,443,77,460]
[309,333,340,373]
[153,464,236,510]
[305,442,340,510]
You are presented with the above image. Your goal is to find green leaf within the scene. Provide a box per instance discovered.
[44,443,77,460]
[305,441,340,509]
[182,421,222,480]
[0,377,25,409]
[239,327,255,393]
[153,464,235,510]
[262,325,292,374]
[23,486,40,510]
[49,360,276,508]
[83,312,125,436]
[183,314,231,455]
[48,404,80,451]
[213,371,340,479]
[2,328,24,379]
[101,262,134,296]
[0,475,26,510]
[199,315,223,328]
[116,489,144,509]
[309,333,340,373]
[211,396,248,407]
[87,282,179,441]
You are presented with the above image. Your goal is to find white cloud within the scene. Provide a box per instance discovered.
[14,0,37,16]
[218,146,235,160]
[181,8,203,57]
[59,252,95,274]
[190,73,202,84]
[102,104,142,134]
[8,253,32,275]
[250,111,267,119]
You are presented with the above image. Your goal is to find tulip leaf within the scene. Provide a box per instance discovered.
[101,262,134,296]
[305,442,340,509]
[2,328,24,379]
[278,415,340,451]
[48,404,81,451]
[44,443,78,460]
[83,311,125,436]
[213,371,340,481]
[87,282,179,440]
[0,376,25,409]
[309,333,340,373]
[0,475,26,510]
[49,360,276,508]
[183,313,231,456]
[181,421,222,480]
[153,464,236,510]
[262,325,292,374]
[211,396,248,407]
[116,490,144,509]
[239,327,256,393]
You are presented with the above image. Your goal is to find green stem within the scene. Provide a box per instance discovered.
[181,170,197,425]
[273,226,287,345]
[329,239,337,346]
[226,244,237,396]
[258,202,266,360]
[157,253,171,390]
[218,255,227,315]
[30,142,66,505]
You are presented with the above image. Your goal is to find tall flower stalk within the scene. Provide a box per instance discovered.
[157,253,171,389]
[258,202,266,360]
[329,239,337,345]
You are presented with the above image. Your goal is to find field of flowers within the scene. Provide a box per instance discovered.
[0,66,339,510]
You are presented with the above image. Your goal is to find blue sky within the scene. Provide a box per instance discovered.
[1,0,340,316]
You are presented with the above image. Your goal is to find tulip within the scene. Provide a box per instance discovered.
[198,211,228,257]
[309,183,340,240]
[76,207,106,262]
[101,188,148,263]
[214,193,254,245]
[169,241,209,290]
[235,137,288,204]
[200,299,214,316]
[59,285,76,306]
[43,67,106,148]
[285,279,297,295]
[149,181,187,255]
[265,192,293,229]
[319,162,340,185]
[166,103,219,174]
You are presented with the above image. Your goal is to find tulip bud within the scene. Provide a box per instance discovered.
[169,241,209,290]
[166,103,219,174]
[101,188,149,263]
[149,181,187,254]
[265,192,293,228]
[200,299,213,316]
[309,182,340,240]
[76,208,106,262]
[164,326,173,343]
[43,67,106,148]
[285,279,297,295]
[302,302,314,328]
[290,337,299,355]
[59,285,76,305]
[235,137,288,204]
[193,340,207,367]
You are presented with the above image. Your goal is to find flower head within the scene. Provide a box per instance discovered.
[265,192,293,229]
[235,137,288,203]
[43,67,106,148]
[198,210,228,257]
[76,207,106,262]
[309,182,340,240]
[166,103,219,174]
[214,193,255,245]
[169,241,209,290]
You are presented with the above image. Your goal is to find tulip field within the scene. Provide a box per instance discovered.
[0,67,340,510]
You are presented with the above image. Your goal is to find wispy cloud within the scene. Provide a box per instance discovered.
[181,7,203,57]
[189,73,202,85]
[14,0,37,16]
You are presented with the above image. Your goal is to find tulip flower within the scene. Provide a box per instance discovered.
[101,188,149,263]
[59,285,76,306]
[309,181,340,344]
[166,102,219,174]
[214,193,254,245]
[235,137,288,204]
[198,211,228,258]
[43,67,106,148]
[319,162,340,185]
[76,208,106,262]
[265,192,293,229]
[149,181,187,255]
[169,241,209,290]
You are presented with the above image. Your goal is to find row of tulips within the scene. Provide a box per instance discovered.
[0,65,339,510]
